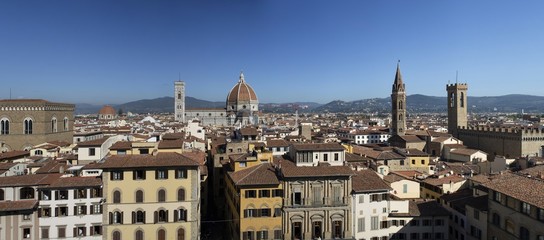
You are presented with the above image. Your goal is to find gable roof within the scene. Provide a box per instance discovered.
[228,163,279,186]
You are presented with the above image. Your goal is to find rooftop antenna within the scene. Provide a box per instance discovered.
[456,70,459,84]
[178,72,181,81]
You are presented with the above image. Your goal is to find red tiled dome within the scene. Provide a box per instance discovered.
[226,73,258,104]
[99,105,116,115]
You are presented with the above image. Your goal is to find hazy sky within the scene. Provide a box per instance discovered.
[1,1,544,105]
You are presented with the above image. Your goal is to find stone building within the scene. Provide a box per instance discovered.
[447,83,544,158]
[180,72,260,127]
[0,99,75,151]
[391,62,406,137]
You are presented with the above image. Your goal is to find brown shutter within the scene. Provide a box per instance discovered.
[155,170,159,180]
[38,208,42,217]
[73,228,77,237]
[164,170,168,179]
[120,171,124,180]
[109,212,113,224]
[143,211,146,224]
[165,210,169,223]
[132,211,136,224]
[120,212,124,224]
[174,210,178,222]
[55,191,59,200]
[154,211,158,223]
[143,170,146,179]
[90,226,94,236]
[90,205,94,214]
[74,206,77,216]
[133,170,136,180]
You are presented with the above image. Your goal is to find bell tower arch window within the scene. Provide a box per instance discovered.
[24,118,33,134]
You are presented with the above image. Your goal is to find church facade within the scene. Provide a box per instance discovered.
[177,72,260,127]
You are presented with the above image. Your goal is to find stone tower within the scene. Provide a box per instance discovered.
[391,62,406,136]
[447,83,468,137]
[175,81,185,122]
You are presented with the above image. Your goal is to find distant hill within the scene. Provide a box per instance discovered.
[75,97,224,114]
[75,94,544,114]
[313,94,544,113]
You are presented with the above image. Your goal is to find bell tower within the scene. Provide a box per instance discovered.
[391,61,406,136]
[447,83,468,137]
[175,81,185,122]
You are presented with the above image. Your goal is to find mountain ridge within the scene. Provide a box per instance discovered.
[75,94,544,114]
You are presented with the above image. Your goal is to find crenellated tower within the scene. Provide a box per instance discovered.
[391,62,406,136]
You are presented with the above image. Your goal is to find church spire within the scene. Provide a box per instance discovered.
[393,60,404,92]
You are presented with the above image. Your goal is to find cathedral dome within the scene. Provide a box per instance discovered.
[98,105,117,120]
[99,105,116,115]
[226,72,258,107]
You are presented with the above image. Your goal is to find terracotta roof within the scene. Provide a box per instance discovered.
[35,160,69,174]
[77,137,109,147]
[277,156,353,178]
[47,141,72,147]
[0,173,63,187]
[397,135,425,143]
[0,150,30,161]
[162,133,185,140]
[158,140,184,149]
[423,175,466,186]
[483,165,544,209]
[109,141,132,150]
[345,152,369,162]
[41,176,102,189]
[291,143,345,152]
[240,127,258,136]
[266,139,290,148]
[228,163,279,186]
[0,200,39,212]
[229,153,250,162]
[96,153,200,169]
[0,162,17,170]
[352,170,392,193]
[450,148,486,156]
[383,172,413,183]
[181,150,207,165]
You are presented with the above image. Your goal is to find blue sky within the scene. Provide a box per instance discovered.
[1,1,544,105]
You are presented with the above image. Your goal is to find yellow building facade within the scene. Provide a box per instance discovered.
[226,163,283,240]
[99,153,200,240]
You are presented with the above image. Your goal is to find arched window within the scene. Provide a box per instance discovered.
[158,229,166,240]
[20,187,34,199]
[175,208,187,222]
[135,190,144,203]
[450,93,455,108]
[113,190,121,203]
[158,189,166,202]
[34,150,43,156]
[399,114,403,121]
[0,118,9,135]
[460,92,465,108]
[398,101,403,110]
[63,117,69,131]
[177,228,185,240]
[111,211,123,224]
[134,210,146,223]
[135,230,144,240]
[51,117,57,133]
[24,118,33,134]
[112,231,121,240]
[0,189,4,200]
[177,189,185,201]
[156,210,168,223]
